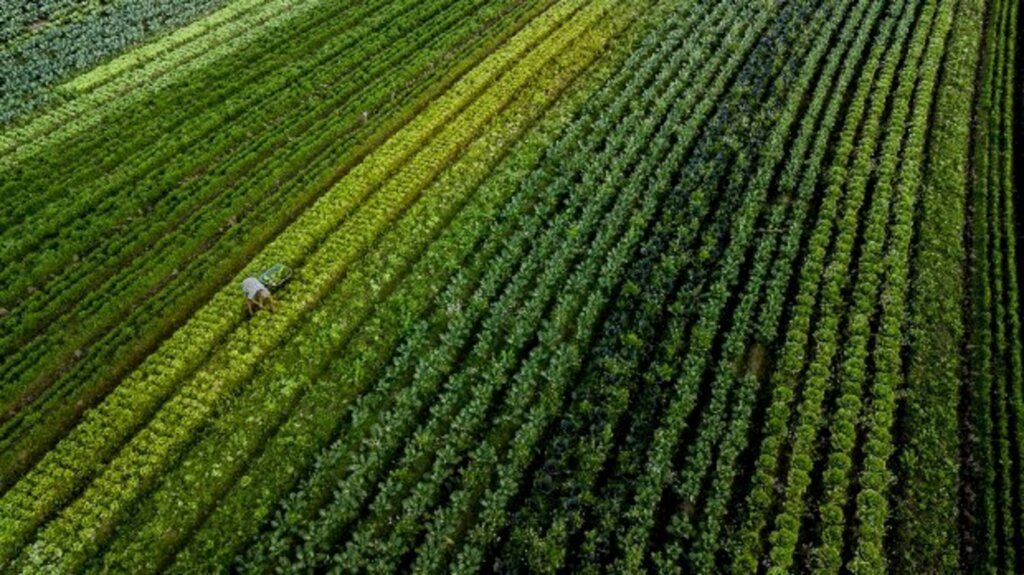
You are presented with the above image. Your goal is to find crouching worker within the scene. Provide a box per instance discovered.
[242,275,275,316]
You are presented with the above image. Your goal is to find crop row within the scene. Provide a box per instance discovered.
[687,0,899,567]
[557,2,829,569]
[226,1,730,570]
[0,0,516,411]
[0,0,541,491]
[766,2,947,571]
[486,0,838,570]
[0,0,593,566]
[323,1,770,567]
[604,2,854,571]
[846,1,956,571]
[0,0,315,164]
[728,0,925,569]
[163,40,627,571]
[0,0,406,272]
[79,3,637,571]
[0,0,96,46]
[220,0,762,570]
[890,0,984,570]
[964,0,1023,570]
[499,0,776,562]
[494,2,782,566]
[0,0,228,124]
[254,8,680,568]
[0,0,411,289]
[653,0,890,570]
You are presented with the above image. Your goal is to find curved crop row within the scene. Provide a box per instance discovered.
[495,3,786,568]
[729,0,925,568]
[964,0,1023,569]
[610,2,851,570]
[762,3,940,571]
[229,3,731,569]
[891,0,983,570]
[0,0,513,422]
[229,1,768,569]
[653,1,890,570]
[0,0,537,492]
[0,0,591,566]
[0,0,229,124]
[83,5,631,571]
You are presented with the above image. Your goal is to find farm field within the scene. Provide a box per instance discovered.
[0,0,1021,572]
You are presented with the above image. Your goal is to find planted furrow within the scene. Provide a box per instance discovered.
[0,0,588,565]
[762,3,940,571]
[0,0,362,223]
[686,0,904,567]
[0,0,470,395]
[651,2,888,571]
[0,0,543,492]
[843,2,958,571]
[231,5,710,568]
[253,9,704,570]
[807,0,952,569]
[0,0,319,164]
[168,40,631,569]
[495,4,782,569]
[0,0,431,300]
[0,0,230,124]
[88,6,627,571]
[0,0,520,435]
[333,9,745,565]
[607,3,849,570]
[730,0,925,567]
[890,0,983,569]
[319,0,774,564]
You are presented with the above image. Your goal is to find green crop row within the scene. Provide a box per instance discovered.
[654,1,889,570]
[237,2,734,570]
[0,0,330,166]
[694,0,892,560]
[247,5,685,568]
[763,2,939,572]
[0,0,399,290]
[611,1,847,571]
[610,2,851,568]
[498,0,770,565]
[730,0,923,569]
[0,0,97,46]
[82,4,628,572]
[892,0,983,570]
[330,4,769,568]
[845,1,956,572]
[0,0,400,254]
[692,0,898,568]
[0,0,229,124]
[0,0,511,419]
[166,38,624,571]
[482,2,833,570]
[963,0,1023,569]
[808,1,952,572]
[230,1,772,569]
[0,0,588,566]
[497,3,787,568]
[0,0,536,492]
[0,0,459,399]
[528,3,831,570]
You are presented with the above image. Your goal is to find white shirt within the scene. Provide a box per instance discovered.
[241,277,267,300]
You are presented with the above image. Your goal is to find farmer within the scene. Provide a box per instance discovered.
[241,275,275,316]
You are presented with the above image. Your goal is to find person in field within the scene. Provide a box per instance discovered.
[242,276,275,316]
